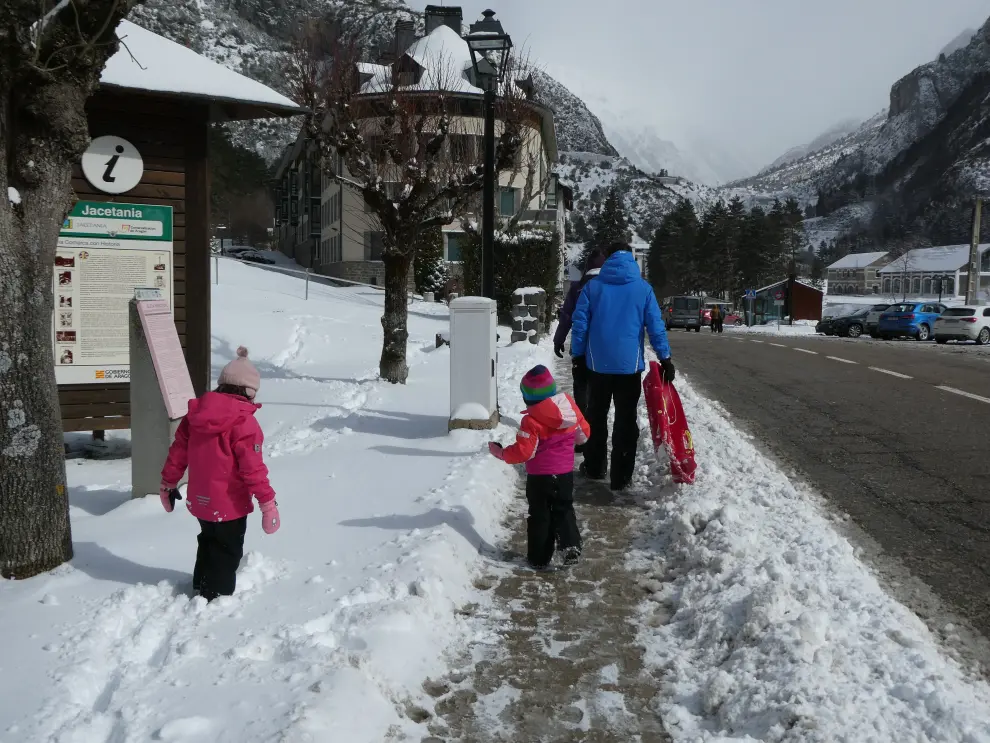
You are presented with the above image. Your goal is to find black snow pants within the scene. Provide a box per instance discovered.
[583,371,643,489]
[572,359,591,452]
[194,517,247,600]
[525,472,580,567]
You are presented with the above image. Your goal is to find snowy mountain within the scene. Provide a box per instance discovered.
[940,28,978,59]
[596,121,757,186]
[724,15,990,221]
[764,118,863,172]
[557,153,718,244]
[529,70,618,157]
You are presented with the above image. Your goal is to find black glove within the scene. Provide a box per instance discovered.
[660,357,676,384]
[169,488,183,510]
[554,343,565,359]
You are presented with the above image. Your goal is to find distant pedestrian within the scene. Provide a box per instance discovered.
[488,365,590,569]
[710,304,723,333]
[571,243,675,491]
[161,346,279,601]
[554,250,606,422]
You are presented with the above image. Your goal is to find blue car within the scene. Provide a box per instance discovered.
[877,302,947,341]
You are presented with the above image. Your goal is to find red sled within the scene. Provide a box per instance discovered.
[643,361,697,484]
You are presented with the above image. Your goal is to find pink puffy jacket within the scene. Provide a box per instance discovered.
[500,393,590,476]
[161,392,276,523]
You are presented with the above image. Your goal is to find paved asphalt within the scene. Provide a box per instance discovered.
[671,329,990,638]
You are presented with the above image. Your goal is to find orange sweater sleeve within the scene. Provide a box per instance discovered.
[500,415,541,465]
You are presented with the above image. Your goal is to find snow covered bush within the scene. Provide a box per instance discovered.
[413,227,449,296]
[459,227,561,324]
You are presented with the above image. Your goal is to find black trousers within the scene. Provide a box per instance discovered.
[194,517,247,600]
[572,359,591,419]
[584,371,643,487]
[525,472,580,566]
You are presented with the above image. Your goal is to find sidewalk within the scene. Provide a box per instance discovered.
[423,360,671,742]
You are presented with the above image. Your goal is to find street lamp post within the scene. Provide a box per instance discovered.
[467,10,513,301]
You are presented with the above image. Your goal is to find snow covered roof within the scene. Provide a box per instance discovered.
[753,278,824,295]
[361,25,482,95]
[827,251,889,270]
[878,244,990,273]
[101,21,303,120]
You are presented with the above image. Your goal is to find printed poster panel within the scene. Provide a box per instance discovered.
[53,201,174,385]
[136,298,196,420]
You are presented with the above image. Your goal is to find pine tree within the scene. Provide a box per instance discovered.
[650,200,699,295]
[697,201,731,298]
[583,187,629,263]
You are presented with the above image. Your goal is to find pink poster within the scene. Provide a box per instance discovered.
[137,299,196,419]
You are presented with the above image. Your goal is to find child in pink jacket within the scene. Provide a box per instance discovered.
[161,346,278,600]
[489,365,590,570]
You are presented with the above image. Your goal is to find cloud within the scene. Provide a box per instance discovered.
[409,0,990,169]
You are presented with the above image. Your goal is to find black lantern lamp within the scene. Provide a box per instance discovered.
[466,10,513,300]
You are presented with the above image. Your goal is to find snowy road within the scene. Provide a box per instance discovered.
[674,330,990,643]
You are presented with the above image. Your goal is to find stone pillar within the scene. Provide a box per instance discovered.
[511,288,547,344]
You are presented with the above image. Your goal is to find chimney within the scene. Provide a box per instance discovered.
[395,19,416,55]
[424,5,463,36]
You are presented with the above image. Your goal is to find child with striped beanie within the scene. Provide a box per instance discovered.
[489,365,590,569]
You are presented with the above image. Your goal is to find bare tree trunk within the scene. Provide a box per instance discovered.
[379,253,412,384]
[0,88,83,578]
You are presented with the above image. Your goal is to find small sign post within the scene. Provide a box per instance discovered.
[774,289,785,329]
[129,288,196,499]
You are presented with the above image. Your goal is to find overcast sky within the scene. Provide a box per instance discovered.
[409,0,989,167]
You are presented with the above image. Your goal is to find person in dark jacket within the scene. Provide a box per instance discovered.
[570,243,675,491]
[554,250,606,421]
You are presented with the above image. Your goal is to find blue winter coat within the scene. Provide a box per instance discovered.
[570,251,671,373]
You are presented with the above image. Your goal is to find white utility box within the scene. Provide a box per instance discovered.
[448,296,498,430]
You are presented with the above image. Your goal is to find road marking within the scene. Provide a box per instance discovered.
[794,348,818,355]
[750,340,764,344]
[769,343,786,348]
[936,385,990,404]
[827,356,857,364]
[870,367,912,379]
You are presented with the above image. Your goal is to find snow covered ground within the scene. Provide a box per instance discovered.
[724,320,818,337]
[629,376,990,742]
[0,259,548,742]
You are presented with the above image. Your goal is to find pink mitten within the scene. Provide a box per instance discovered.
[160,483,177,513]
[259,499,280,534]
[488,442,504,460]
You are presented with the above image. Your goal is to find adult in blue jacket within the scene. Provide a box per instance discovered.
[571,243,675,491]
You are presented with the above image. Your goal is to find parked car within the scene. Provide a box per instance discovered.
[933,306,990,345]
[667,296,703,331]
[865,303,891,338]
[815,317,836,335]
[831,307,872,338]
[702,304,741,327]
[232,249,275,265]
[724,312,743,327]
[877,302,947,341]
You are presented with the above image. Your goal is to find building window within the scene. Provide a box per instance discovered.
[912,277,921,295]
[872,285,879,294]
[945,277,955,295]
[446,233,464,262]
[499,188,517,216]
[923,277,932,295]
[883,278,891,294]
[893,279,901,294]
[364,231,385,261]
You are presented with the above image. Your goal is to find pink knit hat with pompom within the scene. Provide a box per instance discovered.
[218,346,261,399]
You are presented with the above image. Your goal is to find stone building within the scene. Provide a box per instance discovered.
[273,5,569,289]
[826,251,889,295]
